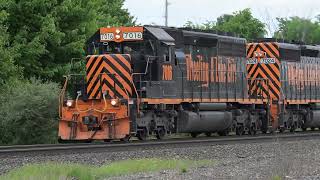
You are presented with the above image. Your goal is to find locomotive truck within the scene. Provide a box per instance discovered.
[58,26,320,142]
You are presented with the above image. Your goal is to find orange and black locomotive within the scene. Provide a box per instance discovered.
[58,26,320,142]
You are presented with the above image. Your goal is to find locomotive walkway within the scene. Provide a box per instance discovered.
[1,132,320,155]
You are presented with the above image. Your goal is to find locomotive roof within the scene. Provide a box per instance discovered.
[301,45,320,51]
[181,30,246,44]
[145,25,246,45]
[144,26,175,44]
[254,38,320,51]
[278,43,300,50]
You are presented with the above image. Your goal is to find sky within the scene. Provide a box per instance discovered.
[123,0,320,36]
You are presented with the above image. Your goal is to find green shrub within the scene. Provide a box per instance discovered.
[0,79,59,145]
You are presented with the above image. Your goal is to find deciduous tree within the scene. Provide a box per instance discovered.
[4,0,135,82]
[274,16,320,44]
[184,9,266,40]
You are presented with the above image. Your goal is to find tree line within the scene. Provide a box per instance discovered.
[0,1,319,144]
[184,8,320,44]
[0,0,134,144]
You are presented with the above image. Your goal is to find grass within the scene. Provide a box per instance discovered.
[272,175,282,180]
[0,158,213,180]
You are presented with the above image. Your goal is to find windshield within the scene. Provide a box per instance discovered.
[99,41,142,54]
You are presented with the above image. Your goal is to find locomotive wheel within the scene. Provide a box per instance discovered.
[279,127,285,133]
[205,132,212,137]
[236,126,245,136]
[120,135,131,142]
[156,128,166,140]
[58,138,69,143]
[137,128,148,141]
[191,132,199,138]
[248,126,257,135]
[218,130,228,136]
[290,126,296,132]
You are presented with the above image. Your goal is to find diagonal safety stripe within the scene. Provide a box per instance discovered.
[246,43,253,50]
[91,73,128,99]
[111,54,131,74]
[249,74,272,98]
[87,60,104,95]
[250,65,280,98]
[248,66,278,97]
[266,43,280,58]
[114,54,131,71]
[259,43,280,67]
[106,55,132,83]
[121,54,131,63]
[87,75,101,98]
[246,43,282,100]
[246,64,253,71]
[86,55,135,99]
[249,67,263,91]
[256,44,281,97]
[87,61,126,99]
[246,43,253,57]
[249,70,280,99]
[251,64,263,80]
[89,62,130,99]
[86,55,98,72]
[90,78,102,99]
[97,78,123,99]
[102,59,133,96]
[251,82,270,98]
[87,56,103,80]
[265,62,280,76]
[103,55,133,95]
[98,83,116,99]
[260,63,281,88]
[248,62,258,76]
[101,68,128,98]
[247,46,263,75]
[247,43,257,58]
[91,73,114,98]
[102,77,125,98]
[86,56,100,76]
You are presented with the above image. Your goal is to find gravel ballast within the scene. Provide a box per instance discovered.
[1,138,320,179]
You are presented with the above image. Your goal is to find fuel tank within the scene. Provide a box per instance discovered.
[178,111,233,133]
[198,103,227,111]
[305,110,320,128]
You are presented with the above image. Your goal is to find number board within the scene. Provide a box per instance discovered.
[99,27,144,42]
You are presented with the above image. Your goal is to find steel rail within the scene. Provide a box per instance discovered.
[1,132,320,154]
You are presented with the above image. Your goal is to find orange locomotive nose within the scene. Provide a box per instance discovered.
[58,53,136,142]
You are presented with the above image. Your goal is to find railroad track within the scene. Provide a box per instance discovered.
[1,132,320,154]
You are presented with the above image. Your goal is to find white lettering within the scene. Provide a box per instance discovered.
[100,33,114,41]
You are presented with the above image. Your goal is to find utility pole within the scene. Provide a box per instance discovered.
[165,0,169,26]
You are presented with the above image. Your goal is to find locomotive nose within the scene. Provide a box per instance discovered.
[85,54,135,100]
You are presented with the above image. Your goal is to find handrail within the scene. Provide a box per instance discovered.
[130,56,158,115]
[131,55,157,77]
[58,76,69,118]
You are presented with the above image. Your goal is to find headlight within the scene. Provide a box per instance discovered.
[128,99,134,105]
[111,99,118,106]
[66,100,73,107]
